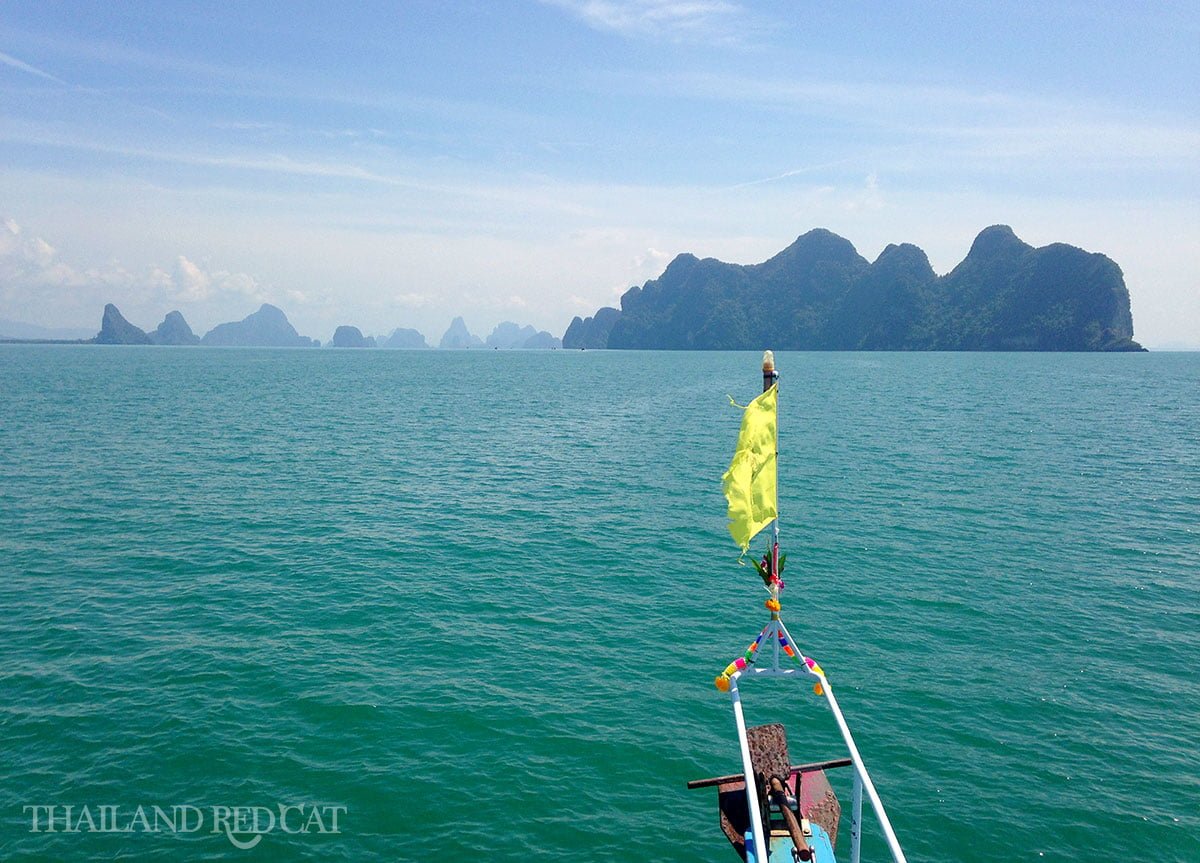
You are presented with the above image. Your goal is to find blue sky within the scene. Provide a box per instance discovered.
[1,1,1197,345]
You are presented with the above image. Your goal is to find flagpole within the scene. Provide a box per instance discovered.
[762,350,780,579]
[762,349,777,393]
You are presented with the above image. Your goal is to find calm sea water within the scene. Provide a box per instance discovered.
[0,346,1197,862]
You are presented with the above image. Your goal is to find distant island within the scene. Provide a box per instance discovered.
[565,225,1144,351]
[0,303,562,351]
[330,325,376,348]
[439,316,562,350]
[199,304,319,347]
[378,327,428,349]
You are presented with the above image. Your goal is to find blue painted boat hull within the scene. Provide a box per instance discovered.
[744,822,837,863]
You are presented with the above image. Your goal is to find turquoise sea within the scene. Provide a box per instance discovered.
[0,346,1197,862]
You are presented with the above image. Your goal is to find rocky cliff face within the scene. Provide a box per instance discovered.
[566,226,1143,352]
[438,316,483,349]
[149,310,200,345]
[93,304,152,345]
[520,330,562,349]
[378,327,429,349]
[330,325,376,348]
[931,227,1139,350]
[563,307,620,349]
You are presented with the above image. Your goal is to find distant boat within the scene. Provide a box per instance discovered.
[688,351,907,863]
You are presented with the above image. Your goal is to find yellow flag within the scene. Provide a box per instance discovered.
[722,384,778,551]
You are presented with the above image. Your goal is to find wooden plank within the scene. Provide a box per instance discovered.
[686,757,853,790]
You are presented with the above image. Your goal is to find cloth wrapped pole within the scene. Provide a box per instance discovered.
[722,384,778,552]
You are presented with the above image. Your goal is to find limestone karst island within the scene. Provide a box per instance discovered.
[566,226,1143,351]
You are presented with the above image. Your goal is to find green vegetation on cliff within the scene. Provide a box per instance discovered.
[563,226,1143,351]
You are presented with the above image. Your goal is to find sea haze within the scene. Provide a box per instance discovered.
[0,347,1196,862]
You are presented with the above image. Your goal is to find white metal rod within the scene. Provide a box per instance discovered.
[820,680,907,863]
[773,618,906,862]
[729,676,768,863]
[851,768,863,863]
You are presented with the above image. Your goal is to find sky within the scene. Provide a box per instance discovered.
[1,1,1197,346]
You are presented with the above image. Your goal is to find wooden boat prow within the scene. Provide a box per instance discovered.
[689,724,845,862]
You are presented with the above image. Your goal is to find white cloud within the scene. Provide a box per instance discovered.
[632,246,671,273]
[729,159,860,189]
[168,255,265,304]
[0,129,417,188]
[842,173,884,213]
[147,266,172,292]
[0,217,84,289]
[174,255,211,301]
[0,50,67,84]
[545,0,749,42]
[212,270,263,299]
[29,237,56,265]
[394,292,433,308]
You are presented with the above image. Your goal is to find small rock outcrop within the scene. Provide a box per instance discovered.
[438,316,483,349]
[484,321,562,349]
[521,330,562,349]
[377,327,429,349]
[93,303,152,345]
[149,310,200,345]
[329,325,376,348]
[486,321,538,348]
